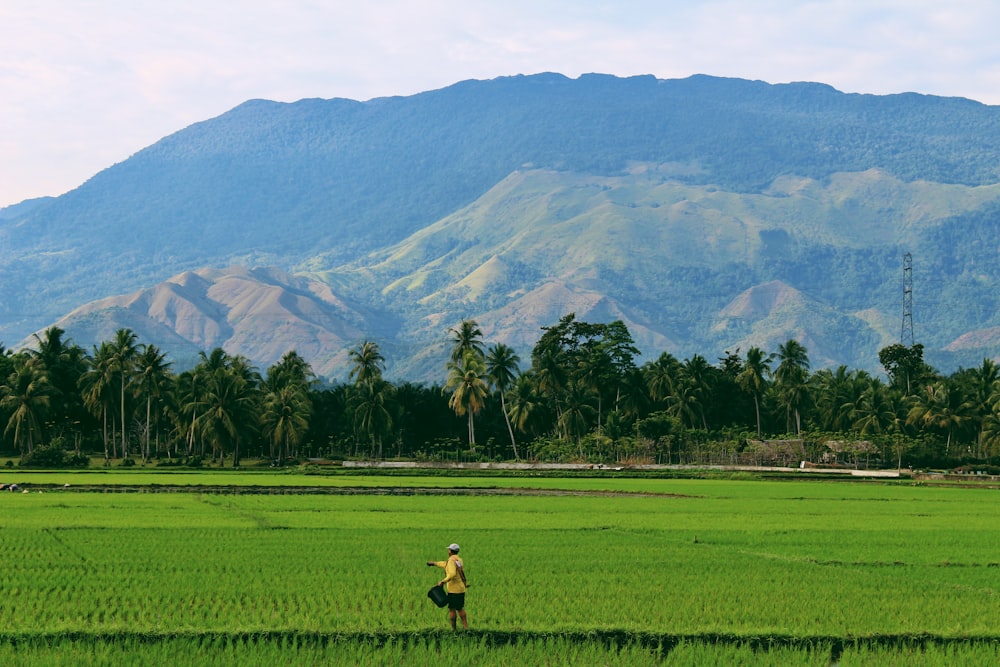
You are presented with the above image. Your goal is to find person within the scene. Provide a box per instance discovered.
[426,542,468,629]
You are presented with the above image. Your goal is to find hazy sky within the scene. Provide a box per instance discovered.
[2,0,999,207]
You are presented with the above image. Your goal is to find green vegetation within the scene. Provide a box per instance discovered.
[0,476,998,664]
[6,318,1000,473]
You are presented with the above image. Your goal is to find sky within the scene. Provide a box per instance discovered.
[2,1,1000,208]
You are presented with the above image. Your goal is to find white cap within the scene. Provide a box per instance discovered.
[448,543,460,552]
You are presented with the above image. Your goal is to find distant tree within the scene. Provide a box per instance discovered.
[352,378,394,459]
[878,343,928,395]
[774,340,810,434]
[29,327,88,444]
[906,380,972,457]
[349,340,385,386]
[445,349,489,450]
[507,374,543,439]
[450,319,485,363]
[198,354,260,467]
[134,344,172,462]
[644,352,681,408]
[262,351,315,462]
[853,378,903,438]
[485,343,521,460]
[736,347,771,437]
[0,355,52,454]
[80,342,116,459]
[109,329,139,459]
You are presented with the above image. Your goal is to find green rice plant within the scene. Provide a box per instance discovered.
[836,640,1000,666]
[1,477,1000,644]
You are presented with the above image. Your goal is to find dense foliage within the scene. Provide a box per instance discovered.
[2,316,999,470]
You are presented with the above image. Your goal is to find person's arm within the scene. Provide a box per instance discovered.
[438,560,458,587]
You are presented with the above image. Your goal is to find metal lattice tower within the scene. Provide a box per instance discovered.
[901,253,914,346]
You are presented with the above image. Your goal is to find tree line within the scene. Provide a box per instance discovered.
[0,316,996,469]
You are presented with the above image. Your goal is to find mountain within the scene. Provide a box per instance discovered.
[42,266,393,376]
[5,73,1000,381]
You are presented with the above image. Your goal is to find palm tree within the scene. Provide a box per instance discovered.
[813,366,870,433]
[507,374,541,440]
[957,359,1000,458]
[29,326,87,441]
[80,342,116,459]
[108,329,139,459]
[644,352,679,403]
[348,340,387,453]
[445,349,489,450]
[352,378,394,459]
[534,347,568,431]
[736,347,771,437]
[677,355,713,430]
[262,351,315,461]
[265,350,315,393]
[853,379,902,438]
[559,379,597,458]
[0,356,52,454]
[261,384,312,462]
[349,340,385,386]
[135,344,172,462]
[906,380,973,457]
[450,319,485,363]
[198,356,260,467]
[485,343,521,460]
[774,340,810,434]
[175,366,207,457]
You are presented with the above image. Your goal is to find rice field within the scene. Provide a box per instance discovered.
[0,473,998,664]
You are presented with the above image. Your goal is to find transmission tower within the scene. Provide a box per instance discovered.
[900,252,914,346]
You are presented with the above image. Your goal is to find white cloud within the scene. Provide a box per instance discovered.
[2,0,999,206]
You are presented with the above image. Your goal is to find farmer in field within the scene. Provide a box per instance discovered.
[426,543,468,629]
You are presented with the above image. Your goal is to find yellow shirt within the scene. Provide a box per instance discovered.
[434,554,467,594]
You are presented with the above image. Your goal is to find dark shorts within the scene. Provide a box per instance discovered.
[447,592,465,611]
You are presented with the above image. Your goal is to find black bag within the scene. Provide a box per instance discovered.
[427,584,448,608]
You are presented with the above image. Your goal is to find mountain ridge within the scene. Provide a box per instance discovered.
[6,73,1000,381]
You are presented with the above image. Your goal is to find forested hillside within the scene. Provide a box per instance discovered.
[3,73,1000,381]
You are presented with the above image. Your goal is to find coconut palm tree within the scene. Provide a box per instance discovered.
[135,343,172,462]
[906,379,973,457]
[853,378,902,438]
[261,383,312,462]
[108,329,139,459]
[352,377,394,459]
[485,343,521,460]
[445,349,489,450]
[813,366,870,433]
[644,351,680,410]
[774,339,810,434]
[80,342,116,459]
[560,379,597,458]
[0,355,52,454]
[349,340,385,386]
[29,327,88,442]
[507,374,542,440]
[198,355,260,467]
[736,347,771,437]
[955,359,1000,458]
[262,351,315,461]
[450,319,485,363]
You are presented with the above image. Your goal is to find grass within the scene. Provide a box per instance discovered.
[1,473,999,663]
